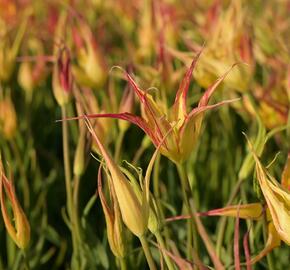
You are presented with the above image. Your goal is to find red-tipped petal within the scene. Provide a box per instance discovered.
[173,49,203,119]
[126,73,144,101]
[58,112,159,146]
[202,203,264,220]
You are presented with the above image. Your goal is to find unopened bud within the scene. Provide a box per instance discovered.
[98,166,126,258]
[0,95,17,139]
[52,48,72,106]
[0,159,30,249]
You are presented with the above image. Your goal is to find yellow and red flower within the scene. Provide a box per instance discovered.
[79,52,238,163]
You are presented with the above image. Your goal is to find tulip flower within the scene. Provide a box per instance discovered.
[204,149,290,263]
[72,52,238,164]
[0,158,30,249]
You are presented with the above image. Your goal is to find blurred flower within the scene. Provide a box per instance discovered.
[0,16,28,83]
[18,38,47,101]
[52,47,72,106]
[80,52,238,163]
[0,158,30,249]
[72,20,107,88]
[176,0,253,92]
[0,95,17,140]
[73,87,112,154]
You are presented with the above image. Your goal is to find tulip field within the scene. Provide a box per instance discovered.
[0,0,289,269]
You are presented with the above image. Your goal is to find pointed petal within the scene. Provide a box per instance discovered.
[281,152,290,190]
[172,50,203,121]
[59,112,159,146]
[125,73,171,143]
[250,222,281,264]
[198,63,238,107]
[248,140,290,245]
[178,99,239,161]
[203,203,264,220]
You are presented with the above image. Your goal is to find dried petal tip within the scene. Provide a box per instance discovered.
[0,159,30,249]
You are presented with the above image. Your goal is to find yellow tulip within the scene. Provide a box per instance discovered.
[78,52,238,164]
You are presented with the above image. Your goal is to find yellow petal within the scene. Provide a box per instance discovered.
[281,153,290,190]
[254,154,290,245]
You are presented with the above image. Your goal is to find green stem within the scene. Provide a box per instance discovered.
[177,163,224,269]
[61,105,79,266]
[139,235,157,270]
[114,129,125,162]
[22,250,30,270]
[119,257,127,270]
[61,105,73,218]
[72,174,82,245]
[176,163,196,259]
[155,231,175,270]
[153,153,161,199]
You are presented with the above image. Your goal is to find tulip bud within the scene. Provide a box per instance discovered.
[98,166,126,258]
[0,158,30,249]
[120,165,160,234]
[86,118,147,237]
[85,116,163,237]
[52,48,72,106]
[0,95,17,140]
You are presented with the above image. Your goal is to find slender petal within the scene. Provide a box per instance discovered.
[172,49,203,122]
[203,203,264,220]
[198,63,239,107]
